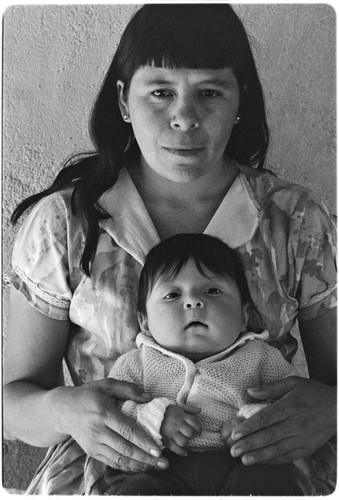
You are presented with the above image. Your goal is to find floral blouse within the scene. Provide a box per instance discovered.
[9,164,337,387]
[7,164,337,495]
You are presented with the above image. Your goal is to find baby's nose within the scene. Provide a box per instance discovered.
[184,299,204,310]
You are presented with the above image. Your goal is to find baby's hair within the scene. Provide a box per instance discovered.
[138,233,264,332]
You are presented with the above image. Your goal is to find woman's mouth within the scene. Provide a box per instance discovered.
[164,147,205,157]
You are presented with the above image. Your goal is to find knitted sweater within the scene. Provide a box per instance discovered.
[109,330,297,451]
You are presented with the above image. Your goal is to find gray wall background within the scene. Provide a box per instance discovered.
[2,3,336,327]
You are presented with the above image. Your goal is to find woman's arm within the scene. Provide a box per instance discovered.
[3,287,71,445]
[299,307,336,384]
[3,288,169,471]
[221,308,336,465]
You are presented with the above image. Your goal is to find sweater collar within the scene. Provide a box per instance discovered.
[98,166,261,264]
[136,330,269,365]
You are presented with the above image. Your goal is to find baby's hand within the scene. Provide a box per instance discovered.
[161,404,201,456]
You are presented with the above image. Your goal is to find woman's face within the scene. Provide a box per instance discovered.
[117,65,240,182]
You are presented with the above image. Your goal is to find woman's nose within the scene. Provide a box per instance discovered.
[184,298,204,310]
[170,100,199,131]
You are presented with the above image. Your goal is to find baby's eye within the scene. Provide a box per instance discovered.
[205,288,222,295]
[151,89,173,98]
[163,291,181,300]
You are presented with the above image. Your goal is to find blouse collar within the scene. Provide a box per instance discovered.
[98,168,160,264]
[204,170,261,248]
[98,166,261,264]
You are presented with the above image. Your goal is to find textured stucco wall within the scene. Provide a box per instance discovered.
[1,3,336,492]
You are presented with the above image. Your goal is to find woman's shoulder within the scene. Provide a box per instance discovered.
[27,187,75,217]
[11,186,88,274]
[17,186,87,236]
[239,164,328,216]
[240,163,312,196]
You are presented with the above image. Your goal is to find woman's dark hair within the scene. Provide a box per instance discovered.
[137,233,264,333]
[12,4,269,275]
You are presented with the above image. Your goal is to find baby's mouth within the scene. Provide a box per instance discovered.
[184,321,208,330]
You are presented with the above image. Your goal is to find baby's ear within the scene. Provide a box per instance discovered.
[137,312,150,333]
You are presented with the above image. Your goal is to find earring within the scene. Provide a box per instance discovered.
[234,116,241,124]
[123,114,129,121]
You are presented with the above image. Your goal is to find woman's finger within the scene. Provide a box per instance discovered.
[102,428,169,470]
[236,438,305,466]
[246,377,297,402]
[230,400,288,442]
[232,377,300,441]
[230,418,297,459]
[103,409,167,466]
[95,450,148,472]
[95,444,159,472]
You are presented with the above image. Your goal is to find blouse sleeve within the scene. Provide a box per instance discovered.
[7,192,74,320]
[295,195,337,322]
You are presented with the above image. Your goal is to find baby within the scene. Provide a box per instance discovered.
[86,233,309,495]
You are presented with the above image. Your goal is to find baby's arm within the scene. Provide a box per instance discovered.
[160,404,202,457]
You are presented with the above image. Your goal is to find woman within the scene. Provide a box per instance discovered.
[4,4,336,495]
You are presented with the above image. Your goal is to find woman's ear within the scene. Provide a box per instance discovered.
[137,312,150,333]
[116,80,130,121]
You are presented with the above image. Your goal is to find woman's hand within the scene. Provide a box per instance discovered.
[161,404,201,456]
[221,376,336,466]
[4,290,169,472]
[51,378,170,472]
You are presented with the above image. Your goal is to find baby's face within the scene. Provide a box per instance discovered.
[140,258,247,361]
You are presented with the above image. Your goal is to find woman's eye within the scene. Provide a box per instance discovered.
[206,288,222,295]
[164,291,181,300]
[200,89,220,98]
[151,89,173,98]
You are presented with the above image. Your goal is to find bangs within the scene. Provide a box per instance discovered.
[117,5,246,84]
[150,258,187,292]
[135,25,236,71]
[149,253,237,296]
